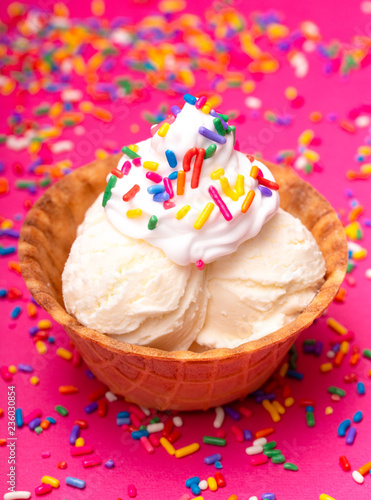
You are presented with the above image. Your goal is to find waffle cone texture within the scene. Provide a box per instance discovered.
[19,155,348,410]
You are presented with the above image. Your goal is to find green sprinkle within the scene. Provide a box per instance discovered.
[226,125,236,135]
[303,339,316,345]
[363,349,371,360]
[150,417,160,424]
[139,425,146,430]
[271,454,286,464]
[306,411,315,427]
[262,441,276,451]
[121,146,141,159]
[264,449,282,457]
[204,144,217,159]
[218,113,229,122]
[346,262,355,273]
[328,386,346,397]
[0,134,6,144]
[39,177,51,187]
[203,436,226,447]
[213,117,226,136]
[34,426,43,434]
[284,463,299,471]
[148,215,158,230]
[102,175,117,207]
[55,405,68,416]
[15,180,36,189]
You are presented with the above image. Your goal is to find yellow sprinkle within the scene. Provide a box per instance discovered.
[285,86,297,100]
[298,129,314,146]
[38,319,51,330]
[327,317,348,335]
[41,475,60,488]
[49,102,63,118]
[57,347,73,360]
[201,104,211,114]
[262,399,281,422]
[353,249,367,260]
[235,174,245,197]
[87,52,104,71]
[242,80,256,93]
[219,177,238,201]
[95,149,109,160]
[320,362,333,373]
[30,376,39,385]
[210,168,224,180]
[75,437,85,447]
[207,476,218,491]
[79,101,94,113]
[8,365,17,374]
[176,205,191,220]
[340,341,350,354]
[35,341,47,355]
[91,0,105,16]
[194,202,215,230]
[272,400,285,415]
[319,494,336,500]
[279,362,289,378]
[303,149,319,162]
[158,123,170,137]
[126,209,142,218]
[325,406,334,415]
[128,144,139,153]
[284,397,294,408]
[175,442,200,458]
[358,146,371,155]
[143,161,159,171]
[160,437,175,456]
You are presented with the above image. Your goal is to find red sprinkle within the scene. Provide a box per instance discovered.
[339,455,351,471]
[167,429,182,444]
[75,419,88,429]
[191,148,205,189]
[183,147,198,172]
[98,398,108,417]
[215,471,226,487]
[257,175,279,190]
[89,387,107,402]
[122,184,140,202]
[111,168,124,178]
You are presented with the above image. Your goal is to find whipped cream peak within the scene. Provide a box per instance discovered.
[104,94,280,266]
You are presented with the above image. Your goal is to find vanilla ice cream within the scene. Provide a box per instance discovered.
[62,94,326,351]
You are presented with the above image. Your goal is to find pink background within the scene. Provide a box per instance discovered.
[1,0,371,499]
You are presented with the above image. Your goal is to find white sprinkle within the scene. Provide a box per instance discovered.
[110,29,132,46]
[253,437,267,446]
[74,126,85,136]
[139,405,150,417]
[4,493,31,500]
[245,96,262,109]
[147,423,164,433]
[302,40,316,53]
[300,21,320,39]
[51,140,74,154]
[290,52,308,78]
[199,480,208,490]
[213,406,225,428]
[327,350,335,359]
[361,1,371,14]
[355,115,370,128]
[173,416,183,427]
[249,497,259,500]
[105,391,117,402]
[352,470,365,484]
[348,241,363,253]
[245,445,264,455]
[294,155,308,171]
[61,58,73,74]
[61,89,83,103]
[365,269,371,280]
[6,135,31,151]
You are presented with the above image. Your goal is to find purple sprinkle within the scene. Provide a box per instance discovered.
[314,341,323,357]
[204,453,222,465]
[256,393,276,403]
[170,105,181,116]
[258,185,272,197]
[346,426,357,445]
[117,417,131,426]
[243,430,253,441]
[198,126,226,144]
[29,417,42,430]
[69,424,80,445]
[85,369,95,379]
[153,192,170,202]
[18,364,33,373]
[224,406,241,421]
[84,402,98,414]
[105,459,115,469]
[303,344,315,354]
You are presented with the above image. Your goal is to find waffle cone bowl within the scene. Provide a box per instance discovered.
[19,154,348,411]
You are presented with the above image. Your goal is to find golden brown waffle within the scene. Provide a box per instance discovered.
[19,155,348,410]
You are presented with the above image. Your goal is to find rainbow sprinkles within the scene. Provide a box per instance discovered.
[103,94,280,268]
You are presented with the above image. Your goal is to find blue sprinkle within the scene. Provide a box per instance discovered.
[243,429,253,441]
[18,364,33,373]
[183,93,197,105]
[147,185,165,194]
[204,453,221,465]
[357,382,365,395]
[346,426,357,445]
[306,405,314,412]
[11,306,22,319]
[0,289,6,298]
[117,411,130,418]
[286,369,304,380]
[224,406,241,421]
[48,336,55,343]
[165,149,177,168]
[338,419,351,437]
[191,483,201,495]
[170,105,181,115]
[46,417,56,424]
[69,424,80,445]
[131,430,149,440]
[0,246,16,256]
[16,408,23,427]
[153,192,170,202]
[105,459,115,468]
[215,461,223,469]
[258,185,273,197]
[353,411,363,423]
[185,476,200,488]
[168,171,178,180]
[65,477,86,489]
[84,402,98,414]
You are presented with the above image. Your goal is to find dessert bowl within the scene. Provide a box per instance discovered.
[19,153,348,411]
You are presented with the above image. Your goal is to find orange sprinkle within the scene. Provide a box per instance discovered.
[59,385,79,395]
[40,420,50,429]
[250,165,259,179]
[348,206,364,222]
[8,261,21,275]
[255,427,274,439]
[177,170,186,195]
[334,288,346,302]
[241,190,255,213]
[27,303,37,318]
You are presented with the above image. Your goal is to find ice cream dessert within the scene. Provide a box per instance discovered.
[62,94,326,352]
